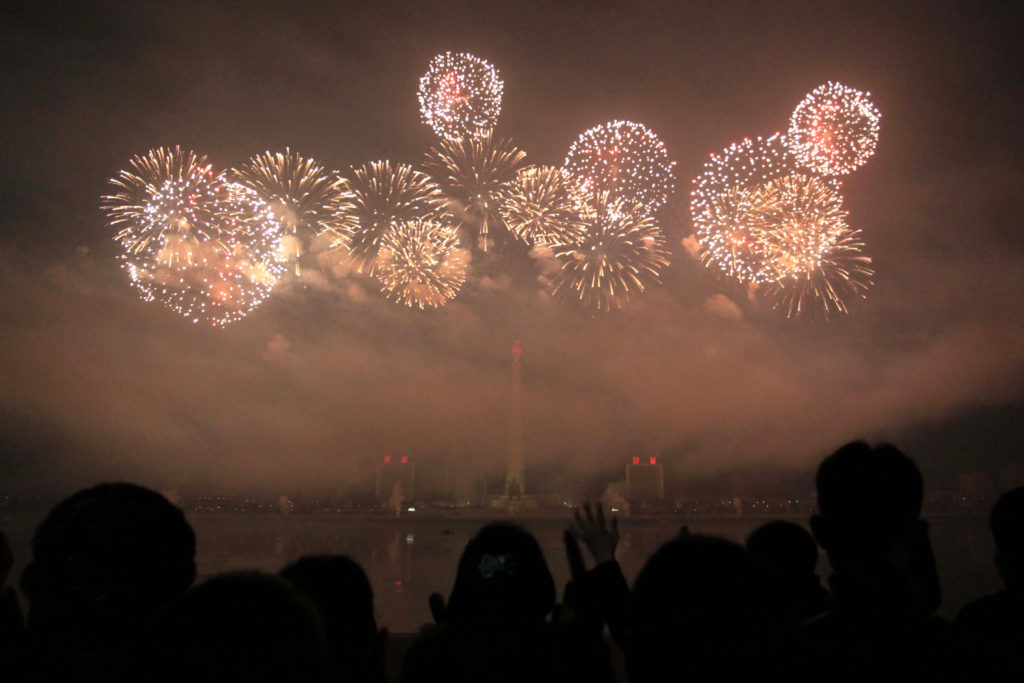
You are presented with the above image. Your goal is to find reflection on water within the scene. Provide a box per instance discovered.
[185,513,1001,633]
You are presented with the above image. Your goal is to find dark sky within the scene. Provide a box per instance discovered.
[1,0,1022,497]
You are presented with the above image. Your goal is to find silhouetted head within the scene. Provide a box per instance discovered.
[747,520,818,579]
[628,534,769,681]
[280,555,384,683]
[816,441,923,523]
[445,522,555,627]
[139,571,328,683]
[21,483,196,636]
[990,487,1024,589]
[811,441,923,560]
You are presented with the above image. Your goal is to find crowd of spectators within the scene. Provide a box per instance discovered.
[0,440,1021,680]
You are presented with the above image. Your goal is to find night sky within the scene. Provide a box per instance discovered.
[1,1,1022,497]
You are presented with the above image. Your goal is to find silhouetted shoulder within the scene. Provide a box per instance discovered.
[793,608,950,675]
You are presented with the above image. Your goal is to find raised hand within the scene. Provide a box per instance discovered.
[568,502,619,566]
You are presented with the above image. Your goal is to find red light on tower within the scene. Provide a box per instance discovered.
[384,456,391,464]
[632,457,640,465]
[650,457,657,465]
[401,456,408,464]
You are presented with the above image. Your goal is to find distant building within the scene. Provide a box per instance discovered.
[377,456,415,503]
[627,457,664,503]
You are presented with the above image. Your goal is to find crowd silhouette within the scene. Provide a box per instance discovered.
[0,441,1021,681]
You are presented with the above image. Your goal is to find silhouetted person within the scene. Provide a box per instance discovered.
[747,520,829,627]
[401,522,612,683]
[627,533,773,682]
[280,555,386,683]
[19,483,196,681]
[136,571,329,683]
[795,441,946,675]
[953,487,1024,675]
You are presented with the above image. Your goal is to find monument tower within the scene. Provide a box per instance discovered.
[505,340,525,497]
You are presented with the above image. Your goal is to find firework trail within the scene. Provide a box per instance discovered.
[548,195,670,312]
[498,165,587,247]
[376,218,468,309]
[231,149,355,275]
[788,82,881,176]
[423,133,527,251]
[418,52,503,142]
[339,161,445,275]
[565,120,675,215]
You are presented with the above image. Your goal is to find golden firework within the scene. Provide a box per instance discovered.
[376,218,468,309]
[548,195,670,312]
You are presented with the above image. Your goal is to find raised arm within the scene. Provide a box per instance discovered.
[564,503,630,649]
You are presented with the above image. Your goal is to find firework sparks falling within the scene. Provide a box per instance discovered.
[376,218,468,309]
[548,195,670,312]
[498,166,587,247]
[231,149,356,271]
[418,52,503,142]
[788,82,881,176]
[760,226,874,319]
[423,133,527,251]
[339,161,445,275]
[564,120,675,214]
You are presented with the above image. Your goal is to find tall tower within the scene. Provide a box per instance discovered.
[505,340,525,497]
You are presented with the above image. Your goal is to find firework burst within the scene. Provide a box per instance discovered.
[231,149,356,271]
[565,120,675,214]
[743,173,848,282]
[498,166,587,247]
[548,195,670,312]
[339,161,445,275]
[760,226,874,319]
[423,133,527,251]
[102,146,222,269]
[104,151,286,326]
[693,184,765,282]
[418,52,503,142]
[376,218,468,309]
[691,134,809,282]
[788,82,881,176]
[736,173,872,318]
